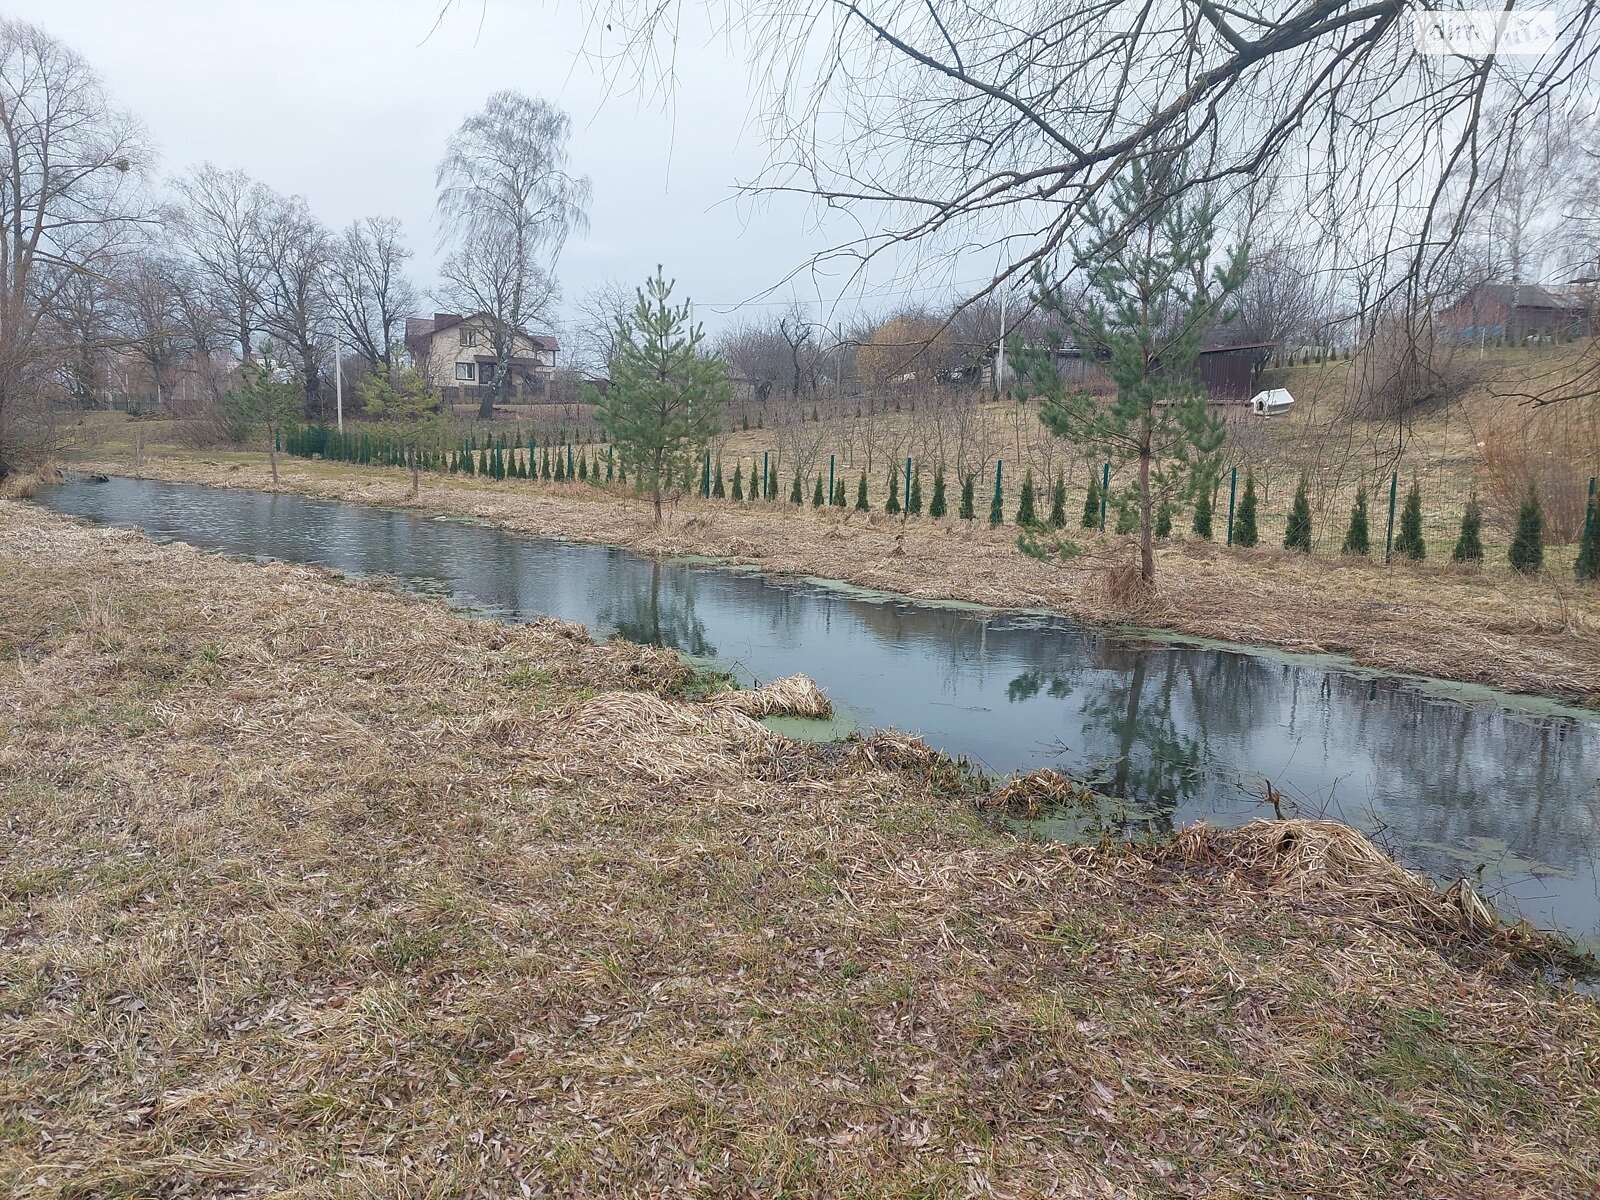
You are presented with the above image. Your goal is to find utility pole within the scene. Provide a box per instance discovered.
[334,344,344,435]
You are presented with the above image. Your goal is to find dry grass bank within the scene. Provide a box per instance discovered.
[2,502,1599,1196]
[71,446,1600,709]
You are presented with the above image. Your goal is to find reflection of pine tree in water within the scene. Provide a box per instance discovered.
[1007,652,1203,832]
[603,560,716,658]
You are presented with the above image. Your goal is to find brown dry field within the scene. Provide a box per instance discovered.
[3,500,1598,1197]
[66,443,1600,710]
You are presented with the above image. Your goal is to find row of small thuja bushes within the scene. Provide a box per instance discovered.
[284,425,1600,582]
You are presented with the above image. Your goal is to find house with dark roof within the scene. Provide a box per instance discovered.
[1437,283,1593,341]
[404,312,559,401]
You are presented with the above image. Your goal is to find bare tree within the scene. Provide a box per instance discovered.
[326,216,418,374]
[567,277,635,374]
[0,16,150,473]
[254,191,332,418]
[435,90,590,418]
[170,164,271,367]
[111,251,188,409]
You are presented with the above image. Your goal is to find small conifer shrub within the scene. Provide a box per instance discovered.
[929,470,947,519]
[1576,487,1598,583]
[1394,477,1425,561]
[1341,486,1369,556]
[960,473,975,520]
[1191,487,1213,540]
[1016,470,1037,526]
[908,471,922,515]
[856,472,869,510]
[1082,474,1101,528]
[1452,494,1484,564]
[1509,485,1544,574]
[812,475,825,506]
[1284,473,1312,552]
[1234,471,1259,548]
[1049,472,1067,529]
[885,470,901,515]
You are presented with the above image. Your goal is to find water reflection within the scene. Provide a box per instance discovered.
[30,477,1600,942]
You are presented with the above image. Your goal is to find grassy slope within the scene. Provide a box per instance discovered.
[61,433,1600,709]
[2,502,1598,1197]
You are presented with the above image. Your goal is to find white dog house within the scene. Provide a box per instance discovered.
[1250,388,1296,417]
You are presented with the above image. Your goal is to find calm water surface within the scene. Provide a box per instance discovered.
[32,477,1600,943]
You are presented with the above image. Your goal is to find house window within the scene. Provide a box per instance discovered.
[478,361,497,384]
[460,329,477,348]
[455,362,476,382]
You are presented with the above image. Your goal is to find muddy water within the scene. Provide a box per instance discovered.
[32,476,1600,943]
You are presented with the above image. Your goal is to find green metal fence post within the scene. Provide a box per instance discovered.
[702,451,711,498]
[762,450,770,500]
[1099,461,1110,531]
[829,454,836,503]
[905,456,913,513]
[1226,466,1238,545]
[1384,471,1399,564]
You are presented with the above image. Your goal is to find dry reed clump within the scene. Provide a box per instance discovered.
[525,689,777,785]
[0,460,63,500]
[983,768,1098,816]
[702,672,833,718]
[1158,819,1517,946]
[847,730,987,795]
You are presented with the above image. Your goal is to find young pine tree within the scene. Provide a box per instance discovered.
[908,471,922,515]
[1284,473,1313,552]
[1017,153,1240,584]
[356,367,445,499]
[1048,472,1067,529]
[1016,470,1037,526]
[1342,487,1370,556]
[812,475,825,506]
[1509,485,1545,574]
[960,472,976,520]
[1115,493,1139,535]
[1234,471,1260,548]
[928,469,948,519]
[1155,497,1172,539]
[1394,477,1425,562]
[229,357,304,486]
[885,469,901,515]
[1452,494,1484,564]
[593,267,730,524]
[1082,473,1101,528]
[856,472,869,510]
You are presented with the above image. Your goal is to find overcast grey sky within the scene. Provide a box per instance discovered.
[9,0,948,333]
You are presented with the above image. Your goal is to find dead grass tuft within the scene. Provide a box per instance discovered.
[703,672,833,718]
[984,768,1098,816]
